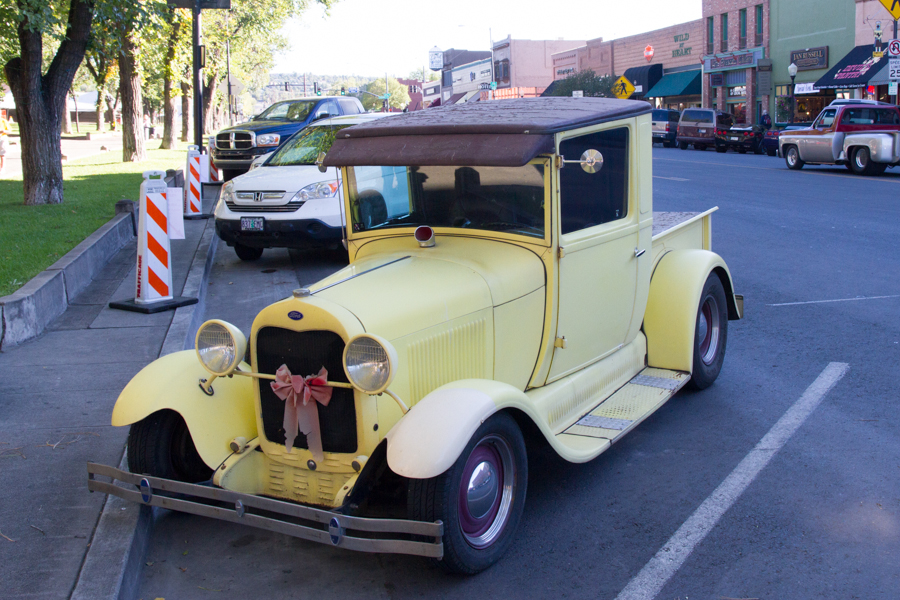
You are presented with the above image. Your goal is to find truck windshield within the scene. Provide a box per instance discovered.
[267,125,351,166]
[346,163,546,239]
[257,100,317,122]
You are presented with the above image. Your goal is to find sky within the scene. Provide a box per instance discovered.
[273,0,701,77]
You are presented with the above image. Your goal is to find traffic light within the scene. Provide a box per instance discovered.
[340,86,346,95]
[382,99,388,110]
[313,82,319,95]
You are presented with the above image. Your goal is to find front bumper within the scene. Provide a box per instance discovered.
[87,463,443,558]
[216,218,342,249]
[210,148,272,170]
[716,136,760,150]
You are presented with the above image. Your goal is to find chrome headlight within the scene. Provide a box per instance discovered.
[195,320,247,377]
[343,334,397,394]
[221,181,236,203]
[257,133,280,147]
[292,181,339,202]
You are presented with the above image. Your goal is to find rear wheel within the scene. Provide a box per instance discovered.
[234,244,263,261]
[695,144,707,151]
[850,146,885,175]
[687,273,728,390]
[766,148,777,157]
[679,141,688,150]
[128,410,213,482]
[408,412,527,574]
[784,145,804,170]
[715,145,727,153]
[663,140,673,148]
[738,147,747,154]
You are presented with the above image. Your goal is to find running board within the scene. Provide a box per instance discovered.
[558,368,690,447]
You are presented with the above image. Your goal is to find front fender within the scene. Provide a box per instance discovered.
[385,379,529,479]
[643,249,741,374]
[111,350,257,470]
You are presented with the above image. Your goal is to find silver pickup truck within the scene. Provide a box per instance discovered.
[779,104,900,176]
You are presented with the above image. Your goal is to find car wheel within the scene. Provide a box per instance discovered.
[234,244,263,261]
[408,412,527,574]
[128,410,213,482]
[715,146,726,153]
[753,140,764,155]
[766,148,777,157]
[663,140,674,148]
[784,145,804,170]
[850,146,884,175]
[679,141,688,150]
[687,273,729,391]
[695,144,707,151]
[738,147,747,154]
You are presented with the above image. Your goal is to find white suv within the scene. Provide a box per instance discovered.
[214,113,391,260]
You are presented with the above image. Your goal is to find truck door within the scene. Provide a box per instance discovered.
[549,126,641,382]
[805,108,837,162]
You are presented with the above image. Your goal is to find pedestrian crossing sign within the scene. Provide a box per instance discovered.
[613,76,635,99]
[879,0,900,20]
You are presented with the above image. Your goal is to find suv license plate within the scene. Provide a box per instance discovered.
[730,136,740,141]
[241,217,264,232]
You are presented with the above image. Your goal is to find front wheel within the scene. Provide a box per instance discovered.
[715,146,727,153]
[408,412,527,574]
[234,243,263,261]
[128,410,213,482]
[784,145,804,170]
[679,141,688,150]
[687,273,729,390]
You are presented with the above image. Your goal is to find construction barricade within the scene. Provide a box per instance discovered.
[109,171,197,314]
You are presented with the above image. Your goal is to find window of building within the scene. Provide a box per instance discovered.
[721,14,728,52]
[707,17,714,55]
[728,86,747,97]
[775,85,791,97]
[739,9,747,49]
[559,128,628,234]
[755,5,764,46]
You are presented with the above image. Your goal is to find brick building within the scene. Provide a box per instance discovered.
[492,36,586,97]
[701,0,770,124]
[550,20,705,110]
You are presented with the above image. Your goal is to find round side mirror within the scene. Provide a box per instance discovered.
[580,149,604,173]
[316,152,327,173]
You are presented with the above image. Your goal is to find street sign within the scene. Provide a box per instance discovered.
[890,82,898,95]
[890,58,900,80]
[348,87,359,94]
[490,81,497,91]
[613,76,635,99]
[889,39,900,57]
[878,0,900,20]
[572,90,584,98]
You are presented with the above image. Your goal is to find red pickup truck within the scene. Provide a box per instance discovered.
[778,104,900,175]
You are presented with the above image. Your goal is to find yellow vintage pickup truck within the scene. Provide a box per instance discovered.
[88,97,742,574]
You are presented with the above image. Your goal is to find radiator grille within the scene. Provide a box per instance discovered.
[256,328,357,453]
[224,200,303,213]
[216,131,253,150]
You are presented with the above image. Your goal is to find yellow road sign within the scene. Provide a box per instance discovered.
[613,76,635,99]
[879,0,900,20]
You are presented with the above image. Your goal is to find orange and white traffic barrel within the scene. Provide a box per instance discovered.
[185,145,203,217]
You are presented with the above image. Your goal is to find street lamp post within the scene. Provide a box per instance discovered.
[788,62,798,124]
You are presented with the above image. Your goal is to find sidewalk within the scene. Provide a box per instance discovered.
[0,188,215,599]
[2,132,124,180]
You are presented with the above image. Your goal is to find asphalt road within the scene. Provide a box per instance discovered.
[136,147,899,599]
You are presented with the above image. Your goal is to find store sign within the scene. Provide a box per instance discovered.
[710,73,725,87]
[790,47,828,71]
[704,49,763,72]
[557,67,575,76]
[428,47,443,71]
[644,45,655,61]
[794,83,819,94]
[672,33,692,58]
[834,56,881,81]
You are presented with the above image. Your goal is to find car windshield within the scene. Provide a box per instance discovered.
[267,125,352,167]
[346,162,547,239]
[256,100,317,122]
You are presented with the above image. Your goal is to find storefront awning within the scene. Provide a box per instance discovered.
[644,70,701,98]
[814,44,888,89]
[623,64,663,97]
[445,92,466,105]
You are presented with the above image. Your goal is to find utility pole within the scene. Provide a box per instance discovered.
[192,0,204,148]
[225,12,233,127]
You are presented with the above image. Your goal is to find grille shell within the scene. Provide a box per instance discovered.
[255,327,357,453]
[216,131,254,150]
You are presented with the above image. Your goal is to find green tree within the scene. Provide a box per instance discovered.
[360,77,410,112]
[408,68,439,83]
[546,69,616,99]
[3,0,95,205]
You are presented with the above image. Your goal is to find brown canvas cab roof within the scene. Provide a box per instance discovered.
[323,97,651,167]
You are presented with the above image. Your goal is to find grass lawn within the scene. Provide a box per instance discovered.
[0,140,188,297]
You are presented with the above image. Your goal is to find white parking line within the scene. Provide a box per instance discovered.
[767,294,900,307]
[614,362,850,600]
[653,176,689,181]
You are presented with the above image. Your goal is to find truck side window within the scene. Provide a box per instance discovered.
[559,128,628,234]
[817,109,836,128]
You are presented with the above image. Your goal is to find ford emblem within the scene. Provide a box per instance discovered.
[288,311,303,321]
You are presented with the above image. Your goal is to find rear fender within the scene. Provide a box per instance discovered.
[385,379,532,480]
[643,249,741,373]
[111,350,258,469]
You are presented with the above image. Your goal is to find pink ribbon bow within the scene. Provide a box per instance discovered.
[270,365,333,461]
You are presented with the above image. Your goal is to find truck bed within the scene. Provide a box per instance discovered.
[651,208,717,266]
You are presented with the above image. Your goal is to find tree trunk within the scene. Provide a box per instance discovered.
[119,31,146,162]
[3,0,94,205]
[71,91,80,133]
[161,14,181,149]
[95,86,105,131]
[202,74,217,135]
[181,80,191,142]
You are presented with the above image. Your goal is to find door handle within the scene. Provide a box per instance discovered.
[634,248,646,258]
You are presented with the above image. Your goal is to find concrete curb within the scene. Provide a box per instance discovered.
[69,214,218,600]
[0,212,135,350]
